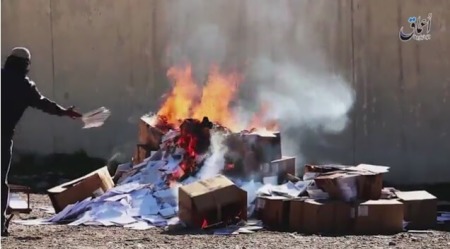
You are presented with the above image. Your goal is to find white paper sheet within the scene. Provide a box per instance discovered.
[37,206,56,214]
[8,194,28,210]
[354,164,390,174]
[124,220,155,230]
[81,107,111,129]
[110,182,144,194]
[13,218,53,226]
[159,206,177,218]
[140,215,167,226]
[271,182,303,198]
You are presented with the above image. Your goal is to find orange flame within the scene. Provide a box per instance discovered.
[157,64,278,132]
[158,65,199,126]
[192,66,241,129]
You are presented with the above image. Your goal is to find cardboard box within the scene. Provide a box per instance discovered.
[47,167,114,213]
[356,173,383,200]
[301,199,352,234]
[138,117,164,150]
[132,144,152,165]
[178,175,247,228]
[243,132,282,163]
[289,198,306,232]
[353,199,404,234]
[396,190,437,229]
[270,156,296,177]
[256,196,291,231]
[314,172,359,201]
[314,171,383,201]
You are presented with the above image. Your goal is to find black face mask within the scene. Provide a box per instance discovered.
[3,56,30,76]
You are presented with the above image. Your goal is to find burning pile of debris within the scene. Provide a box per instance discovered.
[38,112,293,232]
[31,113,439,235]
[15,65,440,234]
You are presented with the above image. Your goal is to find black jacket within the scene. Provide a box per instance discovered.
[1,68,65,141]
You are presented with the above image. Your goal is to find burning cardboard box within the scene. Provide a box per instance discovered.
[178,175,247,228]
[47,166,114,213]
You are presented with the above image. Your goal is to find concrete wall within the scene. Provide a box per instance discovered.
[2,0,449,184]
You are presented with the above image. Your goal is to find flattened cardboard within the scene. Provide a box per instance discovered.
[304,164,351,174]
[257,196,290,231]
[47,166,114,213]
[353,199,404,234]
[178,175,247,228]
[396,191,437,229]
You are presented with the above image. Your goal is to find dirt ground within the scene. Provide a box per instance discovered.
[1,194,450,249]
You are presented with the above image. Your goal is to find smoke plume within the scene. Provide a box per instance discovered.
[162,0,356,169]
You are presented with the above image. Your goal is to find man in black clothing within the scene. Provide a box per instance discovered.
[1,47,82,236]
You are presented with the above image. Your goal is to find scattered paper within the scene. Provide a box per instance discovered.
[124,220,155,230]
[37,206,56,214]
[13,218,52,226]
[81,107,111,129]
[354,164,390,174]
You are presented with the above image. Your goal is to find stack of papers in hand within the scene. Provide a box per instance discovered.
[81,107,111,129]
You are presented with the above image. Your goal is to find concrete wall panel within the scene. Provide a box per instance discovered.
[2,0,450,184]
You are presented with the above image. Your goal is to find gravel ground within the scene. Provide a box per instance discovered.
[1,194,450,249]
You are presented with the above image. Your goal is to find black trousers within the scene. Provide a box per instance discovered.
[1,138,12,232]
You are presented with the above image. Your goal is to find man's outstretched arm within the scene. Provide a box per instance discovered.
[28,79,82,118]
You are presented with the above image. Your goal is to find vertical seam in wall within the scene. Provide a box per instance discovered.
[151,0,158,104]
[49,0,56,154]
[350,0,356,164]
[396,0,406,181]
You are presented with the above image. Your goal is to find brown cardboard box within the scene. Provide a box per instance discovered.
[178,175,247,228]
[356,173,383,200]
[353,199,404,234]
[138,117,164,150]
[396,191,437,229]
[314,171,383,201]
[242,132,282,163]
[47,166,114,213]
[301,199,352,234]
[132,144,152,165]
[270,156,296,177]
[256,196,291,231]
[314,172,359,201]
[289,198,306,232]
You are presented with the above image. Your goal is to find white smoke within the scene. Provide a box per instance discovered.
[197,131,228,179]
[162,0,356,168]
